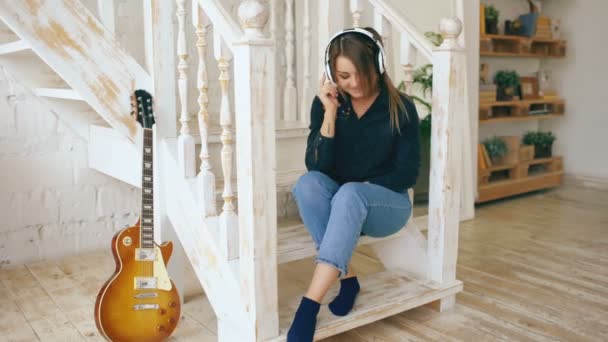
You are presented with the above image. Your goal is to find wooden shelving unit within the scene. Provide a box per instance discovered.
[479,98,565,122]
[477,156,563,203]
[480,34,566,58]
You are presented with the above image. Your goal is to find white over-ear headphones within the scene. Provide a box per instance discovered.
[324,27,386,84]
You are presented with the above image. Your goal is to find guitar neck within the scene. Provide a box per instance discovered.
[141,128,154,248]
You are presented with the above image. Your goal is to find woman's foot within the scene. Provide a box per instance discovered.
[328,276,360,316]
[287,296,320,342]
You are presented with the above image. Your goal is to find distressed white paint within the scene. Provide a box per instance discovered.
[373,10,392,76]
[176,0,195,178]
[160,140,245,322]
[282,0,297,122]
[97,0,115,34]
[317,0,345,75]
[0,40,29,54]
[0,0,151,143]
[193,4,217,217]
[195,0,242,46]
[233,7,279,338]
[399,33,417,95]
[35,88,84,101]
[350,0,363,28]
[299,0,312,125]
[427,18,464,306]
[367,0,433,60]
[89,125,140,188]
[143,0,178,138]
[213,33,238,261]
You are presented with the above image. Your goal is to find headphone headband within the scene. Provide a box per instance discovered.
[324,27,386,84]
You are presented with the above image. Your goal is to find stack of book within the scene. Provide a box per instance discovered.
[535,16,552,39]
[480,84,497,103]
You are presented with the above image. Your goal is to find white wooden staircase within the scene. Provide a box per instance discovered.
[0,0,469,340]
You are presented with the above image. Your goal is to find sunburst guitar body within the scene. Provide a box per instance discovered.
[95,90,180,341]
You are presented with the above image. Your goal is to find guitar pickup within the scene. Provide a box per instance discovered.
[135,248,156,261]
[135,277,157,289]
[134,292,158,299]
[133,304,159,311]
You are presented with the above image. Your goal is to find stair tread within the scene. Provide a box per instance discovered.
[277,215,427,265]
[273,269,462,341]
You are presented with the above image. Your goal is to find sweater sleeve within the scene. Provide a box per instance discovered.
[304,96,335,174]
[367,97,421,192]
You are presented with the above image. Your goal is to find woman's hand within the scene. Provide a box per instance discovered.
[319,73,339,113]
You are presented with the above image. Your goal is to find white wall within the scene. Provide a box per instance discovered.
[0,68,139,266]
[541,0,608,182]
[481,0,608,183]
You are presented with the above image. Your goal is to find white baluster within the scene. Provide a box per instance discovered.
[350,0,362,28]
[193,4,216,217]
[400,33,417,95]
[214,33,238,260]
[283,0,297,122]
[97,0,115,34]
[269,0,277,40]
[300,0,312,125]
[176,0,195,177]
[374,10,392,77]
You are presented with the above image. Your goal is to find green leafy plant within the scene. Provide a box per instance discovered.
[522,131,556,147]
[494,70,520,88]
[485,5,499,21]
[424,31,443,47]
[483,136,508,161]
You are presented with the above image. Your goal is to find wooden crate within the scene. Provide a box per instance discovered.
[519,145,535,162]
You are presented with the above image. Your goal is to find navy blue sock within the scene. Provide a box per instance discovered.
[328,276,360,316]
[287,296,320,342]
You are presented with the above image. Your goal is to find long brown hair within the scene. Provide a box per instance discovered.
[328,27,409,133]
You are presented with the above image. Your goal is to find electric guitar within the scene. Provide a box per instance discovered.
[95,90,180,341]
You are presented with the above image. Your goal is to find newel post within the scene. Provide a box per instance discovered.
[233,1,279,340]
[427,18,465,309]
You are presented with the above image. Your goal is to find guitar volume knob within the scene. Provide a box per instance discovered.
[156,325,166,332]
[169,301,177,308]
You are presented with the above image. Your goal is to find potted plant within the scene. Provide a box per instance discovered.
[485,5,499,34]
[522,131,556,158]
[494,70,520,101]
[482,136,508,164]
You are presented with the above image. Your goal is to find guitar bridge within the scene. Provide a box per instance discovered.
[134,292,158,299]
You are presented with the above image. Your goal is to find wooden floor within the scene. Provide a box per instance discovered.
[1,185,607,341]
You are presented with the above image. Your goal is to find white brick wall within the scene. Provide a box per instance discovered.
[0,68,139,267]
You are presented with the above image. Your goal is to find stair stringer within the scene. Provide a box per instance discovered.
[0,0,152,143]
[160,139,252,334]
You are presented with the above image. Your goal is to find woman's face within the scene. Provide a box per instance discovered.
[334,56,375,100]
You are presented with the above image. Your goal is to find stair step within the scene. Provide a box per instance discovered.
[0,39,29,54]
[35,87,84,100]
[277,215,428,265]
[273,269,463,341]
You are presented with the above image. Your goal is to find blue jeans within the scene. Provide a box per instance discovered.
[292,171,412,277]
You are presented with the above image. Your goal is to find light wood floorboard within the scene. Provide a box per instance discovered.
[1,185,607,341]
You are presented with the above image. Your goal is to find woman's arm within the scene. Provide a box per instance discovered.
[366,98,421,192]
[305,97,337,173]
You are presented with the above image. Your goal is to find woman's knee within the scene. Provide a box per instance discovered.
[331,182,367,207]
[292,171,335,202]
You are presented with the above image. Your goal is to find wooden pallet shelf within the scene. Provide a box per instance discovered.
[479,99,565,122]
[480,113,564,124]
[477,171,563,203]
[477,156,563,203]
[480,34,566,58]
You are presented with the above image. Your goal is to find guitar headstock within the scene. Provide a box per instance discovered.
[131,89,155,129]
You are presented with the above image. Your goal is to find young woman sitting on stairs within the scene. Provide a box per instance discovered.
[288,27,421,341]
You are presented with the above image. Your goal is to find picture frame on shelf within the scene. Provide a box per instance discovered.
[519,76,540,100]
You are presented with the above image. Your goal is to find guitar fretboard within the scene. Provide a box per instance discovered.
[141,128,154,249]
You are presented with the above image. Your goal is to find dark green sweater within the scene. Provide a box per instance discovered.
[305,86,420,193]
